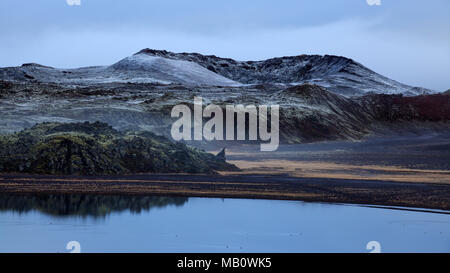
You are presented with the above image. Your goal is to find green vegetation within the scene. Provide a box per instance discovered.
[0,121,238,175]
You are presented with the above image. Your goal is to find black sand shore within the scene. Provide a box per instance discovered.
[1,173,449,211]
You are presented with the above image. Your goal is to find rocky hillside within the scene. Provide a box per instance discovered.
[0,80,448,145]
[0,122,238,175]
[0,49,432,96]
[276,84,450,142]
[275,84,369,142]
[109,54,239,86]
[135,49,432,96]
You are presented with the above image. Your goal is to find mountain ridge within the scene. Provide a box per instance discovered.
[135,48,432,96]
[0,48,433,97]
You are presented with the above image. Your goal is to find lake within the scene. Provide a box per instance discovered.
[0,194,449,253]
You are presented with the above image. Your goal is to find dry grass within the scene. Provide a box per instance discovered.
[221,160,450,184]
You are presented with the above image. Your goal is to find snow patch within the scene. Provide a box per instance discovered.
[110,54,240,86]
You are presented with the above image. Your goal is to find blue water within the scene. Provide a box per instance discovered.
[0,195,449,253]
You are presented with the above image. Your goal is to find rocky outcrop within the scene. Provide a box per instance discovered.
[215,148,226,160]
[0,122,238,175]
[357,93,450,122]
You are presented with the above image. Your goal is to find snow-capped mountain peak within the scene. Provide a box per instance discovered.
[0,48,433,96]
[108,53,239,86]
[135,48,433,96]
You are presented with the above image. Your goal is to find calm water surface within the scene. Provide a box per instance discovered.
[0,194,449,253]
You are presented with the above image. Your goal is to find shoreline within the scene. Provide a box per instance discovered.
[1,173,449,211]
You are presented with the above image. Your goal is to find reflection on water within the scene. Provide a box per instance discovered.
[0,193,449,253]
[0,193,188,217]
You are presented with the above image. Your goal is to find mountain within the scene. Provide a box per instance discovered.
[0,49,448,179]
[134,49,432,96]
[273,84,450,142]
[1,78,448,145]
[0,48,447,147]
[109,54,239,86]
[0,54,239,87]
[0,49,432,96]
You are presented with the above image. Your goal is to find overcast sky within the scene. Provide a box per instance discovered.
[0,0,449,91]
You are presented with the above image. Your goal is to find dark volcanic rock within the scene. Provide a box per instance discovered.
[215,148,226,160]
[281,84,350,105]
[0,122,238,175]
[0,80,13,90]
[358,93,450,122]
[135,48,431,96]
[277,84,450,142]
[276,84,369,142]
[0,48,432,96]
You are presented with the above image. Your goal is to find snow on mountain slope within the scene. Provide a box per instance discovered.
[0,64,141,85]
[0,49,433,96]
[0,55,239,86]
[108,54,239,86]
[136,49,433,96]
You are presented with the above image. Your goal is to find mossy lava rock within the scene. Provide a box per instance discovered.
[0,121,238,175]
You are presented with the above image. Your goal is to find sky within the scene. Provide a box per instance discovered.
[0,0,449,91]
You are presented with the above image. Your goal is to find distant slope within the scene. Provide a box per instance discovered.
[0,55,239,86]
[0,48,432,96]
[109,54,238,86]
[136,49,432,96]
[0,80,448,144]
[266,84,450,142]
